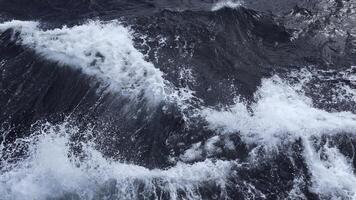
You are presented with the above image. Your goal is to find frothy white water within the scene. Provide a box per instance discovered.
[1,18,356,199]
[201,73,356,199]
[0,123,234,200]
[0,20,166,103]
[303,139,356,199]
[288,67,356,105]
[211,0,243,11]
[203,75,356,145]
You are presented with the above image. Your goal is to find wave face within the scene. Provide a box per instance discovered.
[1,0,356,199]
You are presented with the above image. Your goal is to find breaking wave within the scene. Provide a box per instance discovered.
[0,20,166,103]
[1,1,356,199]
[0,123,234,200]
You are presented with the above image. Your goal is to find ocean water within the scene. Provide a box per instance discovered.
[0,0,356,199]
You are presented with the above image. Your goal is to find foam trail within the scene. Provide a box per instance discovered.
[0,123,234,200]
[203,75,356,145]
[201,74,356,199]
[303,139,356,199]
[211,0,243,11]
[0,20,166,103]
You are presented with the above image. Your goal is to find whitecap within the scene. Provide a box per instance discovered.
[0,20,166,103]
[211,0,243,11]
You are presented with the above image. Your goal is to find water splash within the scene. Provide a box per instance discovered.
[0,20,166,103]
[0,122,235,200]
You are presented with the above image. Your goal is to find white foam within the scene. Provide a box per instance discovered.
[0,20,166,103]
[288,175,307,200]
[289,67,356,104]
[0,123,235,200]
[202,73,356,199]
[203,75,356,145]
[0,59,5,68]
[211,0,243,11]
[303,139,356,199]
[180,136,225,162]
[2,19,356,200]
[180,142,204,162]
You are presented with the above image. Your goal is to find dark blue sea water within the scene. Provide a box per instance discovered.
[0,0,356,199]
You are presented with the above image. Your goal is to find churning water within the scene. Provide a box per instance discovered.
[0,0,356,199]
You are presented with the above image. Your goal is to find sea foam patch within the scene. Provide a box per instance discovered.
[211,0,243,11]
[0,122,234,200]
[0,20,166,103]
[203,75,356,145]
[303,139,356,199]
[201,73,356,199]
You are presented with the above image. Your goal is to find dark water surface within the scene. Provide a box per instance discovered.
[0,0,356,199]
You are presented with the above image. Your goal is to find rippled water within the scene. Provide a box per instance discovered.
[0,0,356,199]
